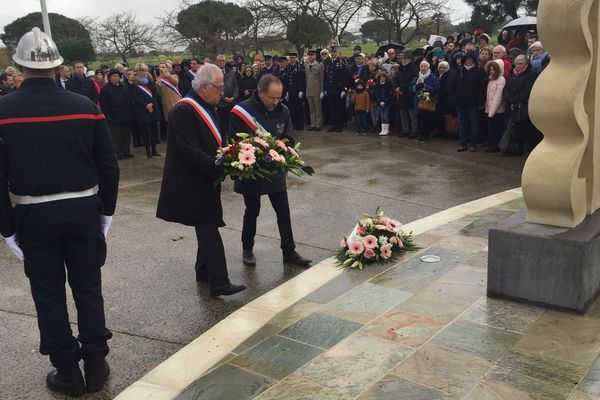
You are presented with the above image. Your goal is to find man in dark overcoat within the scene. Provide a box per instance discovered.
[156,63,246,297]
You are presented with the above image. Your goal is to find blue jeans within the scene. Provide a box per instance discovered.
[379,105,390,124]
[356,110,369,133]
[457,106,480,147]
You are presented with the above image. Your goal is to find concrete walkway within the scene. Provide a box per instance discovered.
[0,131,525,399]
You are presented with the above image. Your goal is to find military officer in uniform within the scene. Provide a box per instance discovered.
[229,74,312,268]
[0,28,119,396]
[304,49,324,131]
[281,52,306,130]
[258,55,276,79]
[324,48,348,132]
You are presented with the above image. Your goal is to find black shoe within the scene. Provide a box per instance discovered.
[145,146,152,158]
[46,368,85,397]
[408,133,417,139]
[306,127,315,131]
[283,251,312,267]
[210,283,247,297]
[335,127,342,132]
[242,250,256,266]
[327,127,336,132]
[314,127,321,132]
[485,146,500,153]
[398,132,409,138]
[84,359,110,393]
[457,146,468,152]
[124,153,135,158]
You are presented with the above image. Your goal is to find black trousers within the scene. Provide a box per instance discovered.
[288,94,305,130]
[140,121,159,147]
[218,105,234,138]
[194,227,230,287]
[242,191,295,255]
[18,215,111,369]
[327,94,345,129]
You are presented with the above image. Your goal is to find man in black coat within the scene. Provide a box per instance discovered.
[324,48,348,132]
[395,51,419,137]
[229,74,311,268]
[156,63,246,297]
[0,28,119,396]
[65,61,98,103]
[99,69,134,159]
[280,52,306,130]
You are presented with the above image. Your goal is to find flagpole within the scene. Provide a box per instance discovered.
[40,0,52,39]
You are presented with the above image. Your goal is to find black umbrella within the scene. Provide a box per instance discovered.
[375,43,405,58]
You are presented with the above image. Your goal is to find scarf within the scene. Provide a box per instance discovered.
[464,63,475,71]
[531,52,548,73]
[513,64,529,76]
[138,75,149,85]
[418,70,431,81]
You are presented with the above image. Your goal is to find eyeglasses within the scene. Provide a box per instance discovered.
[208,82,224,91]
[261,93,282,103]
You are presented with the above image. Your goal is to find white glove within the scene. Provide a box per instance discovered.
[340,91,346,99]
[4,234,24,261]
[380,101,385,107]
[285,93,289,102]
[298,91,303,99]
[100,215,113,238]
[320,92,325,99]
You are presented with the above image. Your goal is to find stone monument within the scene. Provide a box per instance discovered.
[488,0,600,312]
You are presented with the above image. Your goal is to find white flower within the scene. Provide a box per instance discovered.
[393,226,404,235]
[378,236,389,245]
[360,218,374,227]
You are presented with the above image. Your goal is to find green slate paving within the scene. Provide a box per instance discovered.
[280,312,363,349]
[461,297,545,334]
[430,320,522,363]
[175,363,274,400]
[320,282,412,323]
[230,335,323,380]
[233,323,283,354]
[578,357,600,396]
[484,351,587,400]
[369,247,470,292]
[356,374,457,399]
[304,272,372,304]
[254,375,352,400]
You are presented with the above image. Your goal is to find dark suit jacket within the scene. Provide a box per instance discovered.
[65,75,98,103]
[156,91,225,228]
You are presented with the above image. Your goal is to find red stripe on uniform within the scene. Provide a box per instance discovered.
[0,113,105,126]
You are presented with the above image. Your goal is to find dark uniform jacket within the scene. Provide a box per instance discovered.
[156,91,225,228]
[0,78,119,237]
[65,74,98,103]
[324,57,348,95]
[229,90,294,196]
[130,77,162,125]
[281,62,306,96]
[179,69,195,98]
[99,82,133,125]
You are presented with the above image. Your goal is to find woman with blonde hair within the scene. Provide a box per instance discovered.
[366,59,380,131]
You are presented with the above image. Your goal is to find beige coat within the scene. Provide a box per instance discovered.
[305,61,324,97]
[156,74,181,121]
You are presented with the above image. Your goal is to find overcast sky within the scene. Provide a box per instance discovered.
[0,0,473,38]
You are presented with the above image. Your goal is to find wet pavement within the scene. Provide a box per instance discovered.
[0,131,525,399]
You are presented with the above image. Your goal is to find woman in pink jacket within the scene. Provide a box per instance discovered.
[484,59,506,153]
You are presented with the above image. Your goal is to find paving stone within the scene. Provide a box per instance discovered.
[356,374,456,399]
[254,375,351,400]
[280,312,362,349]
[362,309,445,348]
[461,297,545,334]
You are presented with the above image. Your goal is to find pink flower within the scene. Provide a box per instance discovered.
[288,147,299,157]
[357,226,367,235]
[340,238,347,248]
[381,244,392,259]
[375,224,392,232]
[363,235,378,249]
[364,248,376,259]
[240,143,255,152]
[276,140,287,150]
[238,151,256,165]
[390,236,399,245]
[390,219,401,227]
[269,149,282,161]
[380,217,392,225]
[349,241,364,255]
[254,137,269,148]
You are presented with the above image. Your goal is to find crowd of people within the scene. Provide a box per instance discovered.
[0,28,550,157]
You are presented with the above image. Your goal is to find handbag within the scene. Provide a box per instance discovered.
[498,117,521,154]
[513,102,529,123]
[418,100,437,112]
[444,114,459,135]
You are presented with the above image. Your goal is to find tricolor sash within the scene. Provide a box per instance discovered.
[159,78,181,98]
[177,97,222,146]
[134,84,153,100]
[231,103,274,137]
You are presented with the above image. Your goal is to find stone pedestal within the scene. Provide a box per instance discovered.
[488,209,600,313]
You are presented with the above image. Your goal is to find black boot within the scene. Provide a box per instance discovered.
[151,144,162,157]
[84,358,110,393]
[145,145,152,158]
[283,251,312,267]
[242,249,256,266]
[46,365,85,397]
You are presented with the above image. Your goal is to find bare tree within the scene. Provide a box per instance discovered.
[91,12,157,64]
[315,0,365,42]
[369,0,443,43]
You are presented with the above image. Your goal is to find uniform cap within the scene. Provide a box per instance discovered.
[12,27,64,69]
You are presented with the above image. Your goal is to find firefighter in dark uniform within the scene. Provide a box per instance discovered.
[278,56,289,105]
[281,52,306,130]
[0,28,119,396]
[257,55,276,79]
[229,74,311,268]
[324,48,348,132]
